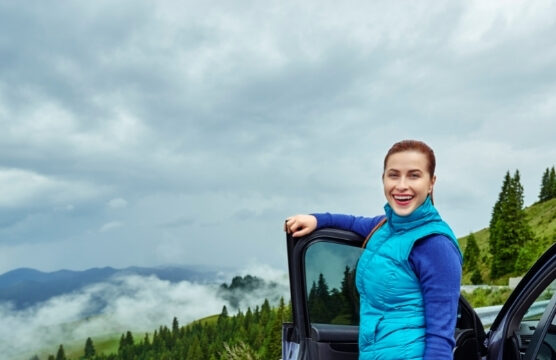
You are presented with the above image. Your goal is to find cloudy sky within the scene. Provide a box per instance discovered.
[1,0,555,274]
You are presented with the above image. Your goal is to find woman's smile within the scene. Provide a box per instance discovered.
[393,194,415,206]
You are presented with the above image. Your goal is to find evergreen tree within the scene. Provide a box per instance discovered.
[185,336,203,360]
[470,269,483,285]
[47,356,55,360]
[259,299,272,329]
[84,337,96,358]
[539,167,551,202]
[463,233,480,272]
[538,166,556,202]
[55,345,66,360]
[489,170,536,278]
[218,305,229,324]
[244,307,253,331]
[125,330,134,346]
[548,166,556,199]
[515,245,537,273]
[489,172,511,250]
[119,331,135,360]
[265,298,285,359]
[172,317,180,336]
[340,266,358,324]
[316,273,330,299]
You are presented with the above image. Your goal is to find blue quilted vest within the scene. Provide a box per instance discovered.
[355,196,461,360]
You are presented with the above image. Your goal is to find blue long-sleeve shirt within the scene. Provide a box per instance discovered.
[313,212,462,360]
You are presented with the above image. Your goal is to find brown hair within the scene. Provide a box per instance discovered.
[383,139,436,177]
[383,140,436,203]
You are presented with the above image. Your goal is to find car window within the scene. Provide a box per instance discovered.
[304,240,363,325]
[533,310,556,360]
[523,280,555,322]
[514,279,556,357]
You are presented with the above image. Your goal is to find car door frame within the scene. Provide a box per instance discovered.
[285,228,364,360]
[485,242,556,360]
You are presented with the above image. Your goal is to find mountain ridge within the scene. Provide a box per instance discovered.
[0,265,222,310]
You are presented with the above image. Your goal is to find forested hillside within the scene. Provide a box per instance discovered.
[460,197,556,285]
[35,297,290,360]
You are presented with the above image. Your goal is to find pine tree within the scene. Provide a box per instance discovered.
[463,233,480,272]
[515,245,537,273]
[550,166,556,199]
[470,269,483,285]
[55,345,66,360]
[125,330,134,346]
[84,337,96,358]
[489,170,536,278]
[119,331,135,360]
[172,317,180,336]
[265,298,285,359]
[218,305,229,323]
[185,336,203,360]
[539,167,551,202]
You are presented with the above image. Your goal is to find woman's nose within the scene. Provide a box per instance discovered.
[396,176,408,189]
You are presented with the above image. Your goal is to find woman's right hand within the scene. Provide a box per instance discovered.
[284,214,317,237]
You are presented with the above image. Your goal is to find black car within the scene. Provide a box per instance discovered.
[283,228,556,360]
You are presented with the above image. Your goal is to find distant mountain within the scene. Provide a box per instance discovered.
[0,265,220,310]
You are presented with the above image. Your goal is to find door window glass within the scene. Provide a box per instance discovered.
[533,311,555,360]
[304,240,363,325]
[514,279,556,357]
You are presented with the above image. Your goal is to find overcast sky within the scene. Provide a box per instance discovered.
[0,0,555,274]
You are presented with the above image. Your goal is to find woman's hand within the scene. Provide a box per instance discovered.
[284,214,317,237]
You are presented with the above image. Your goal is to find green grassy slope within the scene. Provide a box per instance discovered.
[459,197,556,284]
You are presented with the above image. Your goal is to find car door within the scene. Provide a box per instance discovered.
[283,228,489,360]
[484,242,556,360]
[283,228,364,360]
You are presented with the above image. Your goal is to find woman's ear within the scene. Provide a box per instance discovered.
[429,175,437,193]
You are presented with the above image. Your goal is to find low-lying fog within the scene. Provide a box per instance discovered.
[0,265,289,359]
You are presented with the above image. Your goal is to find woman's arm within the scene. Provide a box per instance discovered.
[409,235,462,360]
[285,213,384,238]
[313,213,385,238]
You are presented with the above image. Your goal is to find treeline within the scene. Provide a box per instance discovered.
[539,166,556,202]
[463,165,556,284]
[35,298,291,360]
[307,268,358,325]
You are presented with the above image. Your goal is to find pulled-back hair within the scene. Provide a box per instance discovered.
[383,140,436,177]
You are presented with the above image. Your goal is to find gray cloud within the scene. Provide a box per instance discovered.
[0,1,555,272]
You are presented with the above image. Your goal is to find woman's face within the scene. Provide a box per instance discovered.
[383,150,436,216]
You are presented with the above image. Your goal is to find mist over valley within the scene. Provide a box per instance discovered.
[0,264,289,359]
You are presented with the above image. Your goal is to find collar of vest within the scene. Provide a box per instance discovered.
[384,195,442,233]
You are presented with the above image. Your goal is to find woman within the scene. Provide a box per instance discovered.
[284,140,462,360]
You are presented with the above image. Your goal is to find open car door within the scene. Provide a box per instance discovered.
[283,228,364,360]
[282,228,492,360]
[484,242,556,360]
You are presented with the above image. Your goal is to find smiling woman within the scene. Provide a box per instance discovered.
[285,139,463,360]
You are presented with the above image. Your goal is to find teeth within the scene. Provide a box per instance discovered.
[394,195,413,201]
